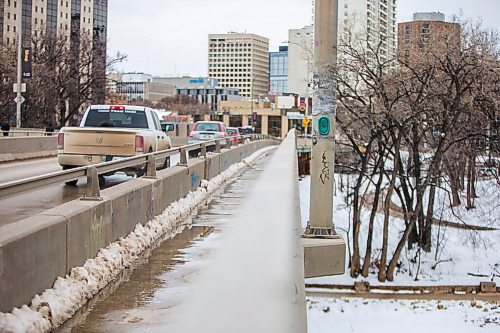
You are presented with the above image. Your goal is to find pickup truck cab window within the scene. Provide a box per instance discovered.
[84,108,149,129]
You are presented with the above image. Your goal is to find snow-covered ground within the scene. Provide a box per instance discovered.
[300,174,500,332]
[307,296,499,333]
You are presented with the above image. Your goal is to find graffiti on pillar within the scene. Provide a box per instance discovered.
[312,134,318,146]
[320,150,330,185]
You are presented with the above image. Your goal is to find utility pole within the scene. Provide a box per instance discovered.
[302,0,345,278]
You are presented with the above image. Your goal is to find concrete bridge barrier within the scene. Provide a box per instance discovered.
[0,136,57,162]
[0,139,276,313]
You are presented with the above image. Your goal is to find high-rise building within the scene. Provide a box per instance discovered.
[208,33,269,100]
[398,12,461,65]
[1,0,107,46]
[269,45,288,95]
[338,0,397,61]
[0,0,108,101]
[286,1,397,98]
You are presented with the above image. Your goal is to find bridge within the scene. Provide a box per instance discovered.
[0,131,346,332]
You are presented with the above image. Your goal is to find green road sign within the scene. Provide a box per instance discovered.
[318,116,330,136]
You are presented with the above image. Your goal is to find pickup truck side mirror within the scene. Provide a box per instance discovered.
[162,123,175,132]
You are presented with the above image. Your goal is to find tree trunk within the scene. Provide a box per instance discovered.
[422,182,436,252]
[350,152,370,277]
[379,135,401,282]
[465,155,476,209]
[361,153,384,277]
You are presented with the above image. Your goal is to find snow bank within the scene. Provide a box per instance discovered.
[0,146,276,332]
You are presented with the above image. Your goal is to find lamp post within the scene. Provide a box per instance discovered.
[15,0,23,128]
[250,77,255,129]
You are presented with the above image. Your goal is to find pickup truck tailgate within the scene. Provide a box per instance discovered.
[62,128,136,156]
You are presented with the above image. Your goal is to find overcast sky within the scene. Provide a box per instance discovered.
[108,0,500,77]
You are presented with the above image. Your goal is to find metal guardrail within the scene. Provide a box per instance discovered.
[0,134,273,200]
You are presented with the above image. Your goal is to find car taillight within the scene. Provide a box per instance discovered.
[135,135,145,153]
[110,105,126,111]
[57,132,64,149]
[189,131,194,138]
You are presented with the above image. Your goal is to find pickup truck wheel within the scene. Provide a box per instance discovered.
[62,166,78,186]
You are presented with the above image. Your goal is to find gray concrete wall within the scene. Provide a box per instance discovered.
[0,139,277,312]
[0,137,57,162]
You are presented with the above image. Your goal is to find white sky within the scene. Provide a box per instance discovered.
[108,0,500,77]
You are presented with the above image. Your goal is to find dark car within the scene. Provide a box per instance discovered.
[238,126,254,135]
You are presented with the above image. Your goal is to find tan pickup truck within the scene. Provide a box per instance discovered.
[57,105,172,184]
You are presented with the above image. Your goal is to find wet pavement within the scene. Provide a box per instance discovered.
[56,150,274,332]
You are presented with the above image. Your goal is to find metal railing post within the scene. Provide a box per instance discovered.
[179,148,188,166]
[81,166,102,201]
[201,143,207,158]
[144,153,157,178]
[215,140,221,153]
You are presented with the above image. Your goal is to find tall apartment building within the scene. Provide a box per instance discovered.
[338,0,397,61]
[398,12,461,65]
[208,33,269,100]
[286,1,397,99]
[1,0,107,46]
[0,0,108,101]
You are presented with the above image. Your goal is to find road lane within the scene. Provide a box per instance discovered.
[0,157,61,183]
[0,154,180,226]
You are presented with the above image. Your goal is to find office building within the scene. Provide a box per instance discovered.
[208,33,269,100]
[269,45,288,95]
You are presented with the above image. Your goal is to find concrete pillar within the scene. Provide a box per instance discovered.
[223,114,230,127]
[308,0,338,234]
[242,115,249,127]
[261,114,269,135]
[281,116,289,138]
[204,114,210,121]
[302,0,345,279]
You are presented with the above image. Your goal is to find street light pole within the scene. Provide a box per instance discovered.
[16,0,23,128]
